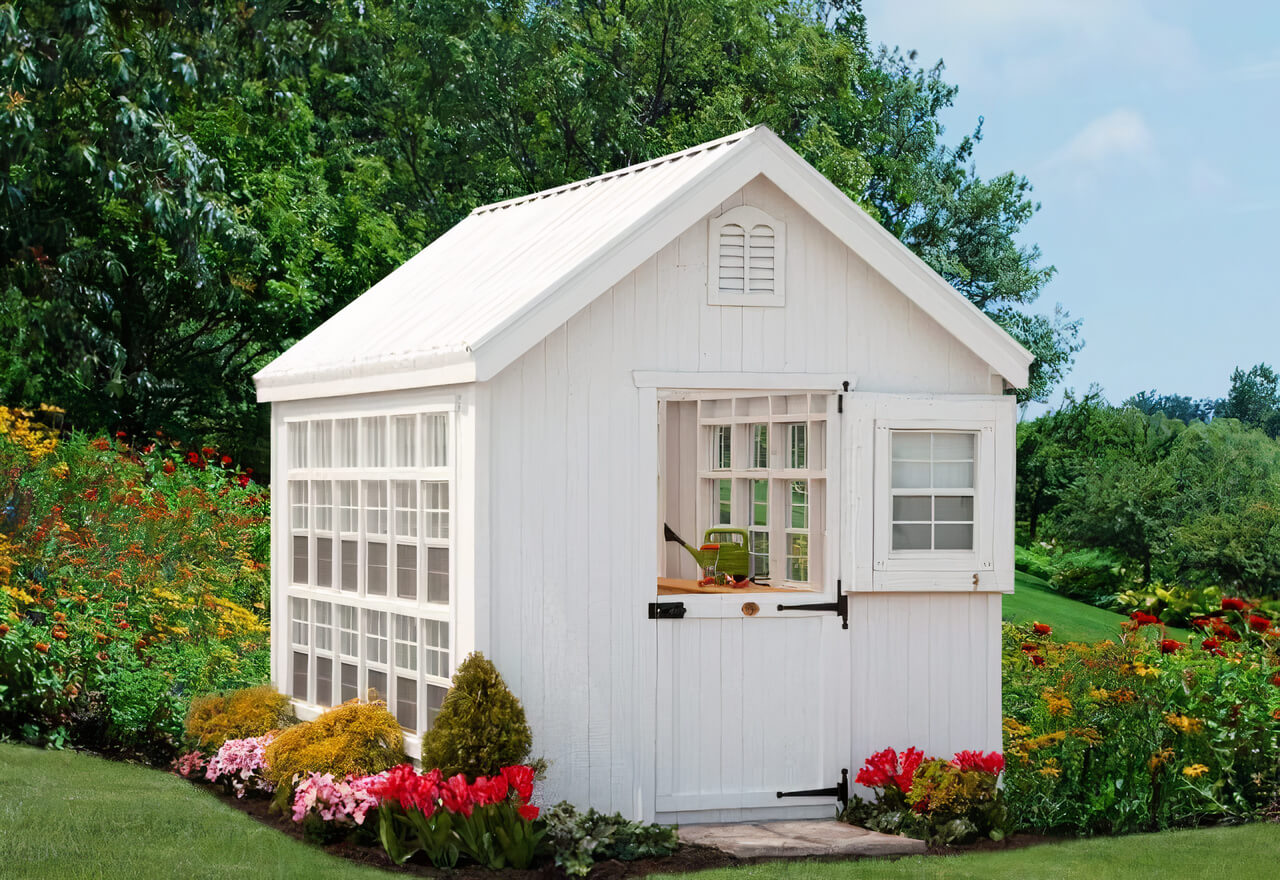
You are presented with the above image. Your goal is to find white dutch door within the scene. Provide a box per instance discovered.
[654,391,849,820]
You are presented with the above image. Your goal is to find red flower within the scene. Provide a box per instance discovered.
[236,474,250,488]
[1247,614,1271,633]
[1031,654,1045,667]
[185,451,199,465]
[83,488,98,501]
[220,455,232,466]
[1271,674,1280,687]
[517,804,540,822]
[201,446,215,457]
[1020,643,1038,653]
[501,765,536,803]
[1129,611,1160,626]
[1221,597,1246,612]
[90,438,110,451]
[34,642,49,654]
[441,773,474,817]
[855,747,926,794]
[0,624,9,637]
[1190,617,1212,629]
[163,461,175,475]
[953,750,1004,775]
[115,431,128,439]
[1032,622,1052,635]
[1159,639,1184,654]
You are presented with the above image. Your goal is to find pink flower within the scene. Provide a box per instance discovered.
[205,734,276,797]
[292,771,385,826]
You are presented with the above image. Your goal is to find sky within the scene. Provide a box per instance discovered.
[861,0,1280,411]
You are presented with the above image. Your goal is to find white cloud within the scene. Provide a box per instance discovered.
[863,0,1201,94]
[1045,108,1155,171]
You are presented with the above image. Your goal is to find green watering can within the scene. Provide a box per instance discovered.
[663,524,764,586]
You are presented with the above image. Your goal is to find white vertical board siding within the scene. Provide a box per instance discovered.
[847,592,1003,785]
[482,173,1010,820]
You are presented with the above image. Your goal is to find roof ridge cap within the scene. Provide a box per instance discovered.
[469,126,764,216]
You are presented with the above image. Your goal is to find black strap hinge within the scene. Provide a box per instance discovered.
[777,768,849,805]
[775,584,848,629]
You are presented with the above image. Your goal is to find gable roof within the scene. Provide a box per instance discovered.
[255,126,1033,401]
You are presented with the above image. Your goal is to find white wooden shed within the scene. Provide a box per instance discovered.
[255,126,1031,825]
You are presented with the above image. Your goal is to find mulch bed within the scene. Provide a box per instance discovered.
[194,777,1059,877]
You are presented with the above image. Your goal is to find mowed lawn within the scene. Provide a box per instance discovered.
[1003,570,1190,643]
[0,743,387,880]
[4,742,1278,880]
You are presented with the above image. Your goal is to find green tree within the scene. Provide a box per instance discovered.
[1217,363,1280,437]
[1123,390,1218,424]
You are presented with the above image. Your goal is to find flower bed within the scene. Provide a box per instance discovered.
[1002,605,1280,834]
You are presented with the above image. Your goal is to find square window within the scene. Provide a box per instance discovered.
[890,432,977,552]
[427,547,449,604]
[396,544,417,600]
[366,541,388,596]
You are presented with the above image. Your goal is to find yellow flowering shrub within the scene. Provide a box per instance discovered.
[263,700,405,796]
[185,686,295,751]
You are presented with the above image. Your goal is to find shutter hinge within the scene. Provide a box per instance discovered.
[777,768,849,805]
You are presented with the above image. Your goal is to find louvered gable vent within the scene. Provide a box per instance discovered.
[708,206,786,306]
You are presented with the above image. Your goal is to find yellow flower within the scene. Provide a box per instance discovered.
[1164,713,1204,735]
[1023,731,1067,751]
[1003,717,1032,738]
[1038,759,1062,778]
[1041,688,1073,717]
[1182,764,1210,778]
[1070,727,1103,746]
[1149,748,1174,771]
[1088,687,1110,701]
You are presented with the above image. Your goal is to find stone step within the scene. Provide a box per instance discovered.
[678,819,927,859]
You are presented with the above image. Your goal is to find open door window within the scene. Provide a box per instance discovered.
[658,391,837,601]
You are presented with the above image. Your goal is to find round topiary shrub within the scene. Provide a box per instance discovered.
[420,651,532,779]
[262,699,404,796]
[184,685,294,752]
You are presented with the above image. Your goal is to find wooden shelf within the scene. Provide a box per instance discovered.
[656,577,801,595]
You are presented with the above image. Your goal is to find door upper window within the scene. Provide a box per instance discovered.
[889,431,975,552]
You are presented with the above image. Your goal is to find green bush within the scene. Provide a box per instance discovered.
[420,652,532,780]
[541,802,679,876]
[1015,542,1129,603]
[184,685,294,751]
[263,700,404,799]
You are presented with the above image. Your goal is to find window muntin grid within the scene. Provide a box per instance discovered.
[890,431,976,552]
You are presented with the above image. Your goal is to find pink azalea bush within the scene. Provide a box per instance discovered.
[173,750,208,779]
[205,733,276,797]
[291,770,387,832]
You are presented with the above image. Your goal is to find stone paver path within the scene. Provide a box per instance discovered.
[678,819,926,859]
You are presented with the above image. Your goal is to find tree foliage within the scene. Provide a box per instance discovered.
[2,0,1076,466]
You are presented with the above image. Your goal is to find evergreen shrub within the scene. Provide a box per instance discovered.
[419,652,532,779]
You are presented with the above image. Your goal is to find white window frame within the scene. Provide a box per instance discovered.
[707,205,787,307]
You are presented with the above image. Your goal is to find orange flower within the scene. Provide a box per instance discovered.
[34,642,49,653]
[1033,622,1052,635]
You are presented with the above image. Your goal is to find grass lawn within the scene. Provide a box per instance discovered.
[655,823,1280,880]
[1002,570,1190,643]
[0,742,388,880]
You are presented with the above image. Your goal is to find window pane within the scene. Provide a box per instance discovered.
[790,481,808,529]
[933,432,975,460]
[423,413,448,467]
[367,669,387,703]
[393,481,417,538]
[396,676,417,731]
[712,425,731,469]
[788,424,807,469]
[366,542,388,596]
[394,615,417,671]
[424,618,450,678]
[892,495,932,522]
[749,529,769,577]
[751,424,768,468]
[313,601,333,652]
[426,684,448,729]
[935,523,974,550]
[716,479,732,525]
[290,597,309,646]
[315,537,333,588]
[396,544,417,600]
[291,535,308,585]
[933,461,974,489]
[314,656,333,707]
[311,421,332,468]
[892,523,932,551]
[362,417,387,468]
[340,540,358,592]
[288,422,308,469]
[338,605,358,657]
[423,481,449,539]
[786,533,809,582]
[312,481,333,531]
[340,662,358,703]
[337,481,358,532]
[891,432,931,460]
[364,610,388,664]
[427,547,449,604]
[335,418,359,467]
[751,479,768,526]
[292,652,308,700]
[364,481,388,535]
[393,415,416,468]
[290,481,309,529]
[891,461,931,489]
[934,496,974,522]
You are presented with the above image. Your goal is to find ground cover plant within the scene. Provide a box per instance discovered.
[1002,607,1280,834]
[0,408,269,761]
